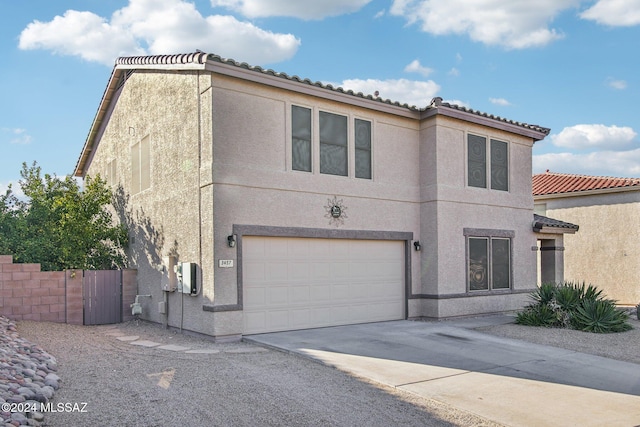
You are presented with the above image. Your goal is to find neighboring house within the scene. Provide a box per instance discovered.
[533,171,640,305]
[74,52,559,339]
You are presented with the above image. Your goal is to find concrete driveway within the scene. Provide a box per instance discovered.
[245,316,640,427]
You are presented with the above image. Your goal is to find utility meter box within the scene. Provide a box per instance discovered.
[180,262,197,295]
[162,256,178,292]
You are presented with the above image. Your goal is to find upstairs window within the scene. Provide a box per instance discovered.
[355,119,372,179]
[292,106,312,172]
[131,135,150,194]
[291,105,372,179]
[319,111,348,176]
[467,134,509,191]
[106,159,117,187]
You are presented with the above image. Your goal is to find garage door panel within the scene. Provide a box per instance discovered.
[310,285,331,301]
[244,286,266,307]
[244,262,266,281]
[290,286,310,303]
[243,236,404,334]
[289,262,310,280]
[267,286,288,305]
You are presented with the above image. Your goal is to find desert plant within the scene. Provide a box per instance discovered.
[531,282,557,305]
[516,281,633,333]
[554,284,581,312]
[516,303,558,327]
[571,299,632,333]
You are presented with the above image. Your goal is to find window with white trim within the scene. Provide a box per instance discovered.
[291,105,372,179]
[467,134,509,191]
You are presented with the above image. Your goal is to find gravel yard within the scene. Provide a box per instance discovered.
[11,312,639,427]
[477,313,640,365]
[15,320,502,427]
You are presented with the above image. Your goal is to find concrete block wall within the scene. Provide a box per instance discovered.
[0,255,83,324]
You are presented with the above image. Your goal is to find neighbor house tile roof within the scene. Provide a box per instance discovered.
[533,171,640,196]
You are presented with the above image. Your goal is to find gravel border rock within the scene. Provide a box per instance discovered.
[0,316,59,426]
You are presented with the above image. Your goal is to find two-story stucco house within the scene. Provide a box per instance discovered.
[74,52,557,340]
[534,171,640,305]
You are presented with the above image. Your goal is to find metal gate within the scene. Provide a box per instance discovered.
[83,270,122,325]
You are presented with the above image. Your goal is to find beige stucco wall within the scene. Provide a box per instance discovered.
[416,116,538,317]
[85,70,218,335]
[85,67,541,338]
[540,191,640,305]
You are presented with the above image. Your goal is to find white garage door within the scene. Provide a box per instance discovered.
[243,236,404,334]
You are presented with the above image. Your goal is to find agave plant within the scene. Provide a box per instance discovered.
[516,304,558,327]
[516,281,633,333]
[554,285,581,312]
[531,282,557,305]
[571,299,632,333]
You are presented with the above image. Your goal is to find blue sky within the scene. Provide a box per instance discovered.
[2,0,640,195]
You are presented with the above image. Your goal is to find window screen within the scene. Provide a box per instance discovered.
[319,111,348,176]
[355,119,371,179]
[292,106,312,172]
[131,142,140,194]
[491,238,510,289]
[491,139,508,191]
[468,237,489,290]
[468,134,487,188]
[140,135,150,192]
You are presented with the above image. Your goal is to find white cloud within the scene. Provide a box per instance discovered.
[404,59,434,77]
[1,128,32,145]
[533,149,640,177]
[210,0,372,20]
[329,78,440,107]
[580,0,640,26]
[374,9,386,19]
[19,0,300,66]
[606,78,627,90]
[19,10,144,65]
[389,0,580,49]
[0,181,25,200]
[489,97,511,106]
[448,67,460,76]
[551,124,637,150]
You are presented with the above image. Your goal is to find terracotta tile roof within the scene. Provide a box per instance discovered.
[533,171,640,196]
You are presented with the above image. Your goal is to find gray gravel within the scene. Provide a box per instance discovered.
[14,313,639,426]
[476,314,640,365]
[15,320,502,427]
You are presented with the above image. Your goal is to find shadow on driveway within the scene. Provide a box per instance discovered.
[245,317,640,427]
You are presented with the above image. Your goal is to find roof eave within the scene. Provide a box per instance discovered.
[74,66,120,177]
[421,105,549,141]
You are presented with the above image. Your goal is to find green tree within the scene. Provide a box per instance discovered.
[0,162,128,271]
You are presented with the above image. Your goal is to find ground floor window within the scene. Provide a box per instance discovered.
[464,229,513,291]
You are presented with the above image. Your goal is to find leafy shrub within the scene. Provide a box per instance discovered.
[515,281,632,333]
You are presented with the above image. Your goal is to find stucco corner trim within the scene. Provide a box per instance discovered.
[203,304,242,312]
[463,228,515,238]
[409,288,535,300]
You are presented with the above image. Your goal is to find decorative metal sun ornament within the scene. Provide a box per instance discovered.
[325,196,348,227]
